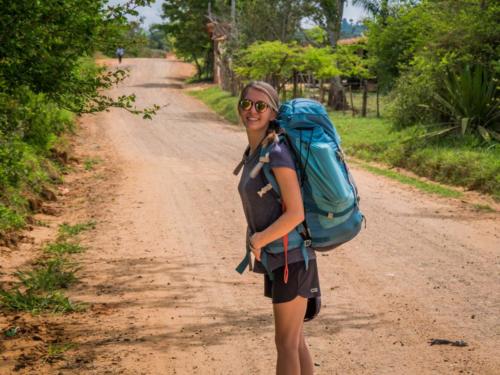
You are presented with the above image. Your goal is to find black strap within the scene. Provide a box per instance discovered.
[233,146,250,176]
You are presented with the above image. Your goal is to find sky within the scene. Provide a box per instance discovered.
[124,1,368,29]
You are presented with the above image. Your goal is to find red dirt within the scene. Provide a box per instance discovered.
[1,57,498,374]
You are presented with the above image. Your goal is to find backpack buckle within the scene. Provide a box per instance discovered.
[259,154,270,163]
[327,212,334,219]
[304,239,312,248]
[257,183,273,198]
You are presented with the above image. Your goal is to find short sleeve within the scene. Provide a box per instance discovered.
[268,141,295,170]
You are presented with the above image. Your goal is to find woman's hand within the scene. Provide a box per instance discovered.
[250,232,263,261]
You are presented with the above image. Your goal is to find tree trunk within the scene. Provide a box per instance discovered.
[292,70,298,98]
[361,79,368,117]
[349,84,355,117]
[321,0,347,110]
[192,54,202,78]
[328,77,347,110]
[320,80,326,103]
[212,40,219,84]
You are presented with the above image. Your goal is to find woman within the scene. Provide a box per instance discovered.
[236,81,321,375]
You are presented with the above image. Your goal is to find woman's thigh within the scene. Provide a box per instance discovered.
[273,296,308,346]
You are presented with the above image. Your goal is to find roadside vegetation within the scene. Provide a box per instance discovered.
[175,1,498,201]
[0,8,158,366]
[189,85,499,200]
[0,221,95,314]
[0,1,159,239]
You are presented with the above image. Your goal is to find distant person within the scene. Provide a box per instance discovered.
[116,47,125,64]
[234,81,321,375]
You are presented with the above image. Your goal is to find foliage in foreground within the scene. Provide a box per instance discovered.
[0,221,94,314]
[0,1,159,235]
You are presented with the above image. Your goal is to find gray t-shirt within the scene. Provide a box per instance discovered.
[238,140,315,273]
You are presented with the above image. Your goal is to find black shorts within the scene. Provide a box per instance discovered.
[264,259,321,321]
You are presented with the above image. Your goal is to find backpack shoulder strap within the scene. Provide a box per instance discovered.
[233,146,250,176]
[259,133,287,199]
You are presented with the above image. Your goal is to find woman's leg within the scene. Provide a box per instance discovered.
[273,295,310,375]
[299,325,314,375]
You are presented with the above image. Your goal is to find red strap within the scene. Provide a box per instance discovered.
[282,202,289,284]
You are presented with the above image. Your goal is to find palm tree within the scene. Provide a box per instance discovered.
[351,0,390,22]
[351,0,418,23]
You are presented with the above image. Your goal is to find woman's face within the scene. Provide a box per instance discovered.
[239,88,276,132]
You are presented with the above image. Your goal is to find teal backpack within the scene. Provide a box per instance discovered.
[235,98,364,281]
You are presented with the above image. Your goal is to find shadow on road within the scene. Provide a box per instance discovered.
[132,82,184,89]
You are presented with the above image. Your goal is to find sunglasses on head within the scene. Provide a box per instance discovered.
[238,99,270,113]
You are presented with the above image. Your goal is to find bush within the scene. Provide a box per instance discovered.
[0,133,24,189]
[0,88,71,235]
[0,87,74,152]
[0,203,25,232]
[386,65,441,128]
[433,65,500,141]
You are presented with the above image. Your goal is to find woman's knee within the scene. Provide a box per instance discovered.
[275,332,301,354]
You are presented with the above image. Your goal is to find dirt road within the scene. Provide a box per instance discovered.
[6,58,499,374]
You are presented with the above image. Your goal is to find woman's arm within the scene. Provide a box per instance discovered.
[250,167,304,261]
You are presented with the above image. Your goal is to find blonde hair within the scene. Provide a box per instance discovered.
[239,81,280,112]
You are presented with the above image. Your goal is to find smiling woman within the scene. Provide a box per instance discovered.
[234,81,321,375]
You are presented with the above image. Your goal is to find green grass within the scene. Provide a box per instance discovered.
[83,157,101,171]
[185,76,214,84]
[43,342,76,363]
[0,221,93,314]
[187,86,240,124]
[3,326,20,338]
[44,242,84,255]
[356,162,463,198]
[15,257,78,292]
[58,220,96,238]
[0,256,83,314]
[331,113,500,200]
[34,219,50,227]
[0,203,25,232]
[187,86,499,200]
[0,289,83,314]
[472,203,495,212]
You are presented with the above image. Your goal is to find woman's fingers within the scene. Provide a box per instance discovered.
[252,247,262,261]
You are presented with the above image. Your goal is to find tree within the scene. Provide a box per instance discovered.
[0,0,102,95]
[352,0,419,23]
[309,0,348,109]
[370,0,500,134]
[0,0,158,118]
[233,41,301,97]
[300,46,341,101]
[235,0,313,45]
[148,24,171,51]
[310,0,346,46]
[161,0,214,78]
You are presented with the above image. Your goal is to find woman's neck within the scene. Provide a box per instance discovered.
[247,128,268,153]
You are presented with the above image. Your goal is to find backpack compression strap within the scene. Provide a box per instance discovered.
[282,201,289,284]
